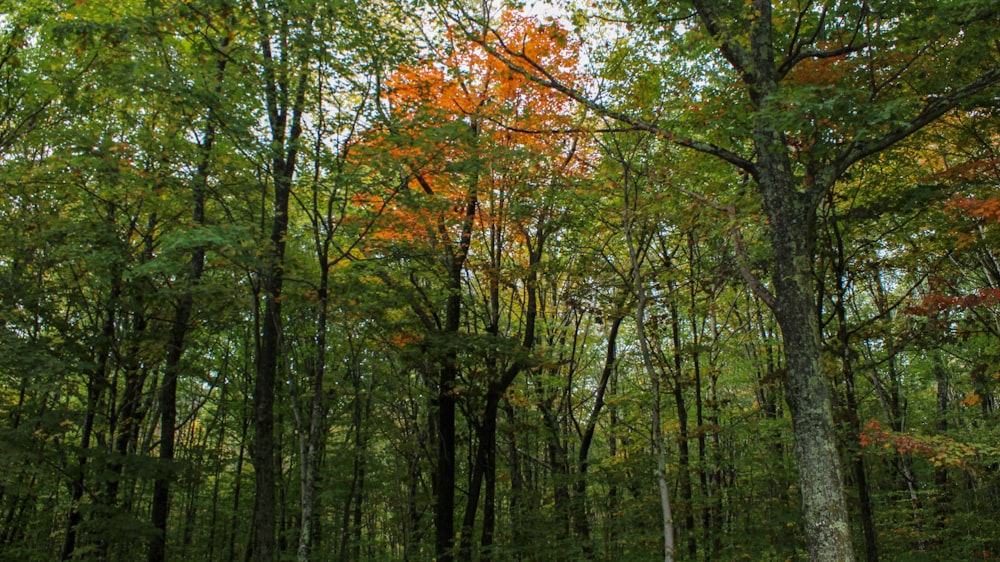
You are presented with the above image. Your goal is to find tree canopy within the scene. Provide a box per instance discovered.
[1,1,999,561]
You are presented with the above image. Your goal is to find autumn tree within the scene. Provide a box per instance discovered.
[364,13,589,560]
[452,1,1000,559]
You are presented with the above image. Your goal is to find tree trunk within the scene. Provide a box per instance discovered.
[574,314,622,548]
[460,229,542,561]
[429,175,477,562]
[758,163,853,561]
[254,24,308,555]
[503,399,525,562]
[227,386,251,562]
[625,191,675,562]
[459,394,497,560]
[829,205,879,562]
[61,262,119,561]
[668,298,696,558]
[148,106,213,562]
[149,293,197,562]
[297,258,329,562]
[208,380,229,561]
[253,200,284,562]
[433,281,460,562]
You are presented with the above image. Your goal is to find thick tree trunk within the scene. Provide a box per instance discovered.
[254,8,309,554]
[254,60,307,562]
[758,161,853,561]
[430,178,477,562]
[253,155,294,562]
[773,267,853,562]
[254,260,283,562]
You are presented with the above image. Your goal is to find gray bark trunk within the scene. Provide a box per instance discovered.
[757,162,853,561]
[624,186,674,562]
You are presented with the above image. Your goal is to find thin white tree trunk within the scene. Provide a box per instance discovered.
[623,184,675,562]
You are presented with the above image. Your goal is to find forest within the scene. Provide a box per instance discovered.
[1,0,999,561]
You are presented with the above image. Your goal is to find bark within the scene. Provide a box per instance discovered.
[624,181,675,562]
[208,381,229,560]
[148,119,214,562]
[428,251,466,562]
[296,250,329,562]
[148,291,197,562]
[573,314,623,549]
[732,2,856,553]
[337,361,370,562]
[433,286,460,562]
[687,232,717,557]
[105,218,155,522]
[668,298,696,558]
[60,251,120,561]
[253,167,286,562]
[459,228,542,561]
[253,15,309,558]
[106,309,150,504]
[606,375,622,558]
[227,386,251,562]
[503,399,526,561]
[471,0,1000,557]
[459,397,497,560]
[759,175,853,562]
[148,21,228,558]
[423,167,477,562]
[829,204,879,562]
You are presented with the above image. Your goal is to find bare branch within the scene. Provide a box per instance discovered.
[778,2,868,79]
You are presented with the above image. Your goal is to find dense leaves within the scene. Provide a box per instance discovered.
[1,1,999,561]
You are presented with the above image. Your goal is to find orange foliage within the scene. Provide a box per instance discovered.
[951,195,1000,223]
[361,12,589,253]
[786,45,852,91]
[903,288,1000,316]
[932,158,1000,185]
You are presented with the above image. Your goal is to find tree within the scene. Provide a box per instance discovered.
[4,2,1000,561]
[364,13,589,560]
[456,1,1000,559]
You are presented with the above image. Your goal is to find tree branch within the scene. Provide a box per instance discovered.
[815,62,1000,199]
[689,0,752,76]
[458,20,758,175]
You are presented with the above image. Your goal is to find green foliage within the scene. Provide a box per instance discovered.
[1,1,999,561]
